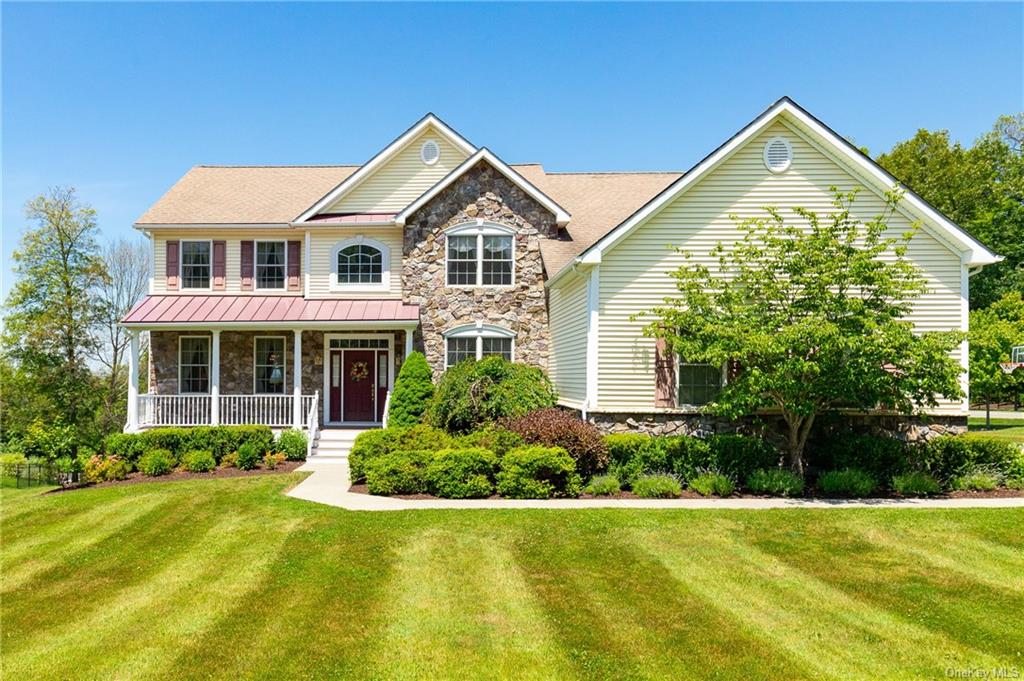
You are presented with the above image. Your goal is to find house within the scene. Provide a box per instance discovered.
[122,97,999,441]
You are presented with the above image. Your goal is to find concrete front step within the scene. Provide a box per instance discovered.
[309,427,368,459]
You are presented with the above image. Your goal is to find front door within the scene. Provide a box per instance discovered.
[342,350,376,422]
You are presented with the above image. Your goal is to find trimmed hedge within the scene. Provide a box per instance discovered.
[276,429,307,461]
[139,449,174,476]
[455,426,524,457]
[388,352,435,429]
[349,425,453,483]
[364,450,433,495]
[604,433,776,488]
[496,445,580,499]
[502,409,608,479]
[425,448,497,499]
[813,434,910,481]
[183,450,216,473]
[104,425,273,463]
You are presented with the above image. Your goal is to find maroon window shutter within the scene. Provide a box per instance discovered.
[654,337,676,408]
[165,240,179,290]
[212,240,226,290]
[240,240,254,290]
[287,240,301,291]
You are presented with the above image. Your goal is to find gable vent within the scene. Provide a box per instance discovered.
[420,139,441,165]
[763,136,792,173]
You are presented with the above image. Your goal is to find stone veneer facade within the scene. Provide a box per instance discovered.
[402,160,560,377]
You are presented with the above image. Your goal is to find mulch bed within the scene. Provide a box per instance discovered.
[46,460,305,494]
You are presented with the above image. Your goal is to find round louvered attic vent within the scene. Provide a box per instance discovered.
[420,139,440,165]
[763,136,792,173]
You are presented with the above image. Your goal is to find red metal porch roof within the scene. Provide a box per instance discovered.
[122,295,419,325]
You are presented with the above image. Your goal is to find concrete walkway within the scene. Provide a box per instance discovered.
[969,409,1024,420]
[286,459,1024,511]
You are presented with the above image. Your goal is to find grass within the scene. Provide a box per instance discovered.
[2,474,1022,680]
[967,417,1024,443]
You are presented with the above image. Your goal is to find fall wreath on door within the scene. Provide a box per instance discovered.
[349,361,369,382]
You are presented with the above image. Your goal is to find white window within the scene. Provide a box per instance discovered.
[179,336,210,394]
[330,237,390,291]
[677,359,725,406]
[443,324,514,368]
[254,337,286,394]
[255,241,286,289]
[445,222,514,287]
[180,241,211,289]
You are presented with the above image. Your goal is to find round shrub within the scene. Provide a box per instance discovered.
[892,471,942,497]
[103,432,148,464]
[263,452,286,470]
[276,429,307,461]
[350,426,453,483]
[632,473,682,498]
[139,449,174,476]
[455,426,524,457]
[502,409,608,479]
[388,352,435,428]
[84,455,130,483]
[817,468,876,497]
[660,436,713,482]
[429,357,557,433]
[584,474,621,496]
[183,450,216,473]
[496,445,580,499]
[687,470,735,497]
[365,450,433,495]
[746,468,805,497]
[235,443,261,471]
[426,448,497,499]
[704,434,778,481]
[604,434,654,469]
[813,433,911,481]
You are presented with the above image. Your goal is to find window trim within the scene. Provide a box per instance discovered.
[442,323,515,368]
[179,240,213,291]
[330,236,390,292]
[253,240,288,291]
[444,221,515,289]
[178,335,211,394]
[252,335,287,395]
[675,358,727,408]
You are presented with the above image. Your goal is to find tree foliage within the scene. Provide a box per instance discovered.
[969,291,1024,418]
[644,189,965,474]
[387,351,435,428]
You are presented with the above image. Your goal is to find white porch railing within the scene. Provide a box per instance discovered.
[137,393,318,429]
[306,392,320,459]
[381,390,392,429]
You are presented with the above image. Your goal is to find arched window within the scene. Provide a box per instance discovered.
[330,237,390,291]
[443,323,515,368]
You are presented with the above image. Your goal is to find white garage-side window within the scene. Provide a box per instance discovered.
[443,323,514,368]
[330,237,390,291]
[445,222,514,288]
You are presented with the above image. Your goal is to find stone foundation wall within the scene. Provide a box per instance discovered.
[402,160,560,378]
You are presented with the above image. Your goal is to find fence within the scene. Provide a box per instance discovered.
[1,463,80,489]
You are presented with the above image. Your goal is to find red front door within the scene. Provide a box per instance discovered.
[343,350,376,422]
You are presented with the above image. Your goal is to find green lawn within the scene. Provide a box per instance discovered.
[968,417,1024,443]
[2,475,1022,680]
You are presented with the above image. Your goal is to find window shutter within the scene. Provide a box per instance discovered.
[212,240,226,290]
[654,337,676,408]
[287,240,301,291]
[240,240,254,290]
[165,240,179,290]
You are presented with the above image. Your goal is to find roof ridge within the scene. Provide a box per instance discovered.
[194,164,362,169]
[541,170,685,176]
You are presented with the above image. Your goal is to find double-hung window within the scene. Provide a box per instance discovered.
[255,241,286,290]
[181,241,211,289]
[254,337,286,394]
[677,360,724,406]
[444,324,514,368]
[179,337,210,394]
[445,223,514,287]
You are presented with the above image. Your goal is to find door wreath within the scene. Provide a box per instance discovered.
[349,361,369,382]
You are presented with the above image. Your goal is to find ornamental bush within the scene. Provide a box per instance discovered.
[236,443,261,471]
[951,468,1000,492]
[387,352,435,429]
[745,468,805,497]
[584,474,621,496]
[687,469,735,497]
[501,409,608,479]
[633,473,683,498]
[892,470,942,497]
[705,434,778,482]
[496,445,580,499]
[103,426,274,463]
[425,448,497,499]
[349,426,452,482]
[817,468,876,497]
[455,426,524,457]
[183,450,216,473]
[276,429,307,461]
[813,433,910,481]
[139,449,174,476]
[84,455,130,483]
[429,357,557,433]
[263,452,286,470]
[365,450,433,495]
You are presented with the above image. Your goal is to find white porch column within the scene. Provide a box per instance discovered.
[293,329,303,428]
[405,328,413,358]
[126,330,140,431]
[211,330,221,425]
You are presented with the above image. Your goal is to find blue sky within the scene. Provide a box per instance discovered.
[3,2,1021,296]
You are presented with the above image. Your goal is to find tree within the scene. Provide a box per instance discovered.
[387,351,435,428]
[643,189,965,475]
[970,292,1024,425]
[876,115,1024,309]
[91,238,150,435]
[2,187,107,438]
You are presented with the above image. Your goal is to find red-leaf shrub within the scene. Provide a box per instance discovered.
[501,408,609,479]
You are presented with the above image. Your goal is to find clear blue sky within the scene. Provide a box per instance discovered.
[3,2,1021,297]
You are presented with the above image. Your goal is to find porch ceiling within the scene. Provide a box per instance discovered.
[122,295,419,327]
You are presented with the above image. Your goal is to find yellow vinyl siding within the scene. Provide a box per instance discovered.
[324,129,470,214]
[597,120,965,414]
[548,270,589,406]
[306,227,404,299]
[151,230,299,295]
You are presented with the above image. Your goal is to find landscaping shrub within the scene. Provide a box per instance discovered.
[21,420,77,462]
[660,436,714,482]
[964,439,1024,479]
[604,434,653,469]
[103,432,148,464]
[139,449,174,476]
[688,469,735,497]
[705,434,778,481]
[496,446,580,499]
[633,473,683,498]
[817,468,876,497]
[387,352,435,428]
[892,471,942,497]
[276,429,307,461]
[584,474,621,496]
[951,468,1000,492]
[220,452,238,469]
[84,455,130,483]
[425,448,497,498]
[813,433,910,481]
[103,426,274,464]
[0,453,28,477]
[365,450,433,495]
[606,435,670,487]
[1006,477,1024,491]
[349,426,452,483]
[235,443,261,471]
[502,409,608,479]
[455,426,524,457]
[746,468,805,497]
[183,450,216,473]
[263,452,286,470]
[429,357,557,433]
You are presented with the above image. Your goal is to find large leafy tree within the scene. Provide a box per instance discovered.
[644,189,965,474]
[2,187,108,438]
[876,114,1024,308]
[969,292,1024,425]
